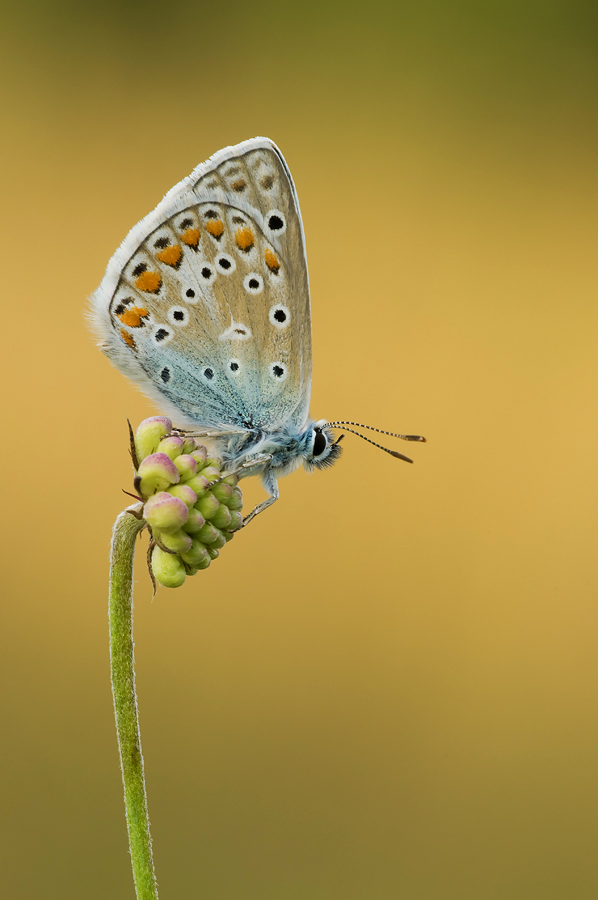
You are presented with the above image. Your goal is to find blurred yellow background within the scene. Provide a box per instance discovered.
[1,1,596,898]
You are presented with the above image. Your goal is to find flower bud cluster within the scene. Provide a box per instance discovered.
[133,417,243,588]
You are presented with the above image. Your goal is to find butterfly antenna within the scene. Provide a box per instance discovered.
[327,421,426,443]
[330,426,415,462]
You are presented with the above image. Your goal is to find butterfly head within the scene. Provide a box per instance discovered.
[302,419,343,472]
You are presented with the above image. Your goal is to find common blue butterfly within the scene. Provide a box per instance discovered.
[91,138,424,524]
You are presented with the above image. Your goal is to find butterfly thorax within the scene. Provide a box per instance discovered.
[215,418,341,481]
[218,424,314,480]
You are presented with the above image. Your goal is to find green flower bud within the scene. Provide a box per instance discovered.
[195,491,220,520]
[156,436,184,460]
[183,508,205,533]
[143,492,188,532]
[210,503,232,530]
[174,454,198,481]
[185,474,210,497]
[137,453,180,496]
[210,529,227,550]
[201,466,221,485]
[211,482,233,504]
[151,546,186,588]
[227,487,243,511]
[228,510,243,531]
[180,538,209,567]
[157,529,193,554]
[167,484,197,508]
[190,447,207,469]
[197,522,219,545]
[135,417,173,463]
[130,420,245,584]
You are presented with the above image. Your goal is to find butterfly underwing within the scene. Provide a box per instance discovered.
[91,137,347,523]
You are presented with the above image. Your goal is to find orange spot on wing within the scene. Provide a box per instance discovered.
[205,220,224,239]
[156,245,182,267]
[117,306,149,328]
[235,227,255,251]
[231,178,246,192]
[134,270,162,293]
[181,227,200,247]
[120,329,136,349]
[264,248,280,273]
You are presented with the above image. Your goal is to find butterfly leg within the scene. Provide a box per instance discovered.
[241,468,279,528]
[173,429,248,439]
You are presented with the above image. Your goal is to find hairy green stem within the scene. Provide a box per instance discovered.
[109,505,159,900]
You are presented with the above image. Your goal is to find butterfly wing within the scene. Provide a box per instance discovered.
[91,138,312,432]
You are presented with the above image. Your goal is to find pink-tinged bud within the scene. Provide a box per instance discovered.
[137,453,180,496]
[182,437,198,454]
[143,492,188,532]
[201,466,221,485]
[151,546,186,588]
[211,482,233,503]
[167,484,197,508]
[207,547,220,560]
[211,504,232,530]
[227,487,243,511]
[135,417,172,463]
[222,473,239,487]
[210,529,227,550]
[180,538,209,568]
[174,454,198,481]
[156,436,184,460]
[205,456,222,470]
[197,522,219,545]
[190,447,207,468]
[195,492,220,520]
[157,529,193,554]
[228,510,243,532]
[183,508,205,533]
[185,474,209,497]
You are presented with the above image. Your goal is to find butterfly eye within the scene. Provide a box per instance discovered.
[167,307,189,326]
[313,429,327,457]
[198,265,216,285]
[216,254,236,274]
[265,209,287,235]
[151,325,173,345]
[243,273,263,295]
[269,304,290,329]
[269,361,287,381]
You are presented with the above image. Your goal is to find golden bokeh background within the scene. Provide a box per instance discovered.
[1,2,596,898]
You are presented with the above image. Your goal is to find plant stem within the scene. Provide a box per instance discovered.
[109,505,159,900]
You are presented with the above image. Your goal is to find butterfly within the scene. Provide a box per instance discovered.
[91,137,425,525]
